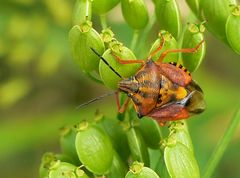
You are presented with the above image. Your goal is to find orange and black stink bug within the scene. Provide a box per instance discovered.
[90,35,205,125]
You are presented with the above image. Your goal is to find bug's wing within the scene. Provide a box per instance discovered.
[148,103,189,124]
[159,63,192,86]
[185,80,206,114]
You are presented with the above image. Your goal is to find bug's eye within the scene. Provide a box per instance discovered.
[127,93,132,97]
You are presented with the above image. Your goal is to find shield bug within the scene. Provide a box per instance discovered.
[89,34,205,125]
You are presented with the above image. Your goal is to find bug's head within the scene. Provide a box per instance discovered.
[118,76,139,96]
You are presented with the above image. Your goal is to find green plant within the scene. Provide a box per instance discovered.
[39,0,240,177]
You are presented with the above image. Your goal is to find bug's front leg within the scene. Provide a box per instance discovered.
[147,32,165,60]
[111,52,145,67]
[115,91,130,113]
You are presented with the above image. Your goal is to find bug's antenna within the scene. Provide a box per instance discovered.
[75,91,116,110]
[90,47,123,79]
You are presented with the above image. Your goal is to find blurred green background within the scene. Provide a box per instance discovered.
[0,0,240,178]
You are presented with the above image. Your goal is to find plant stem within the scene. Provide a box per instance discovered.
[99,14,107,30]
[203,109,240,178]
[130,30,140,52]
[137,13,156,55]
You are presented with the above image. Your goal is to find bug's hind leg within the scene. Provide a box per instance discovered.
[156,40,205,63]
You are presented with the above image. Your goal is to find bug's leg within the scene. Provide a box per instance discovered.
[115,91,130,113]
[111,53,145,66]
[156,40,205,63]
[147,33,165,60]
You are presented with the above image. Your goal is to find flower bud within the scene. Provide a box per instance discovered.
[200,0,236,42]
[39,152,57,178]
[155,0,182,39]
[125,161,160,178]
[226,5,240,54]
[149,30,179,63]
[75,121,114,175]
[168,121,194,152]
[99,41,141,89]
[126,127,150,166]
[75,166,90,178]
[69,21,105,73]
[48,162,77,178]
[92,0,120,15]
[182,23,206,72]
[139,118,162,149]
[121,0,149,29]
[72,0,92,25]
[164,138,200,178]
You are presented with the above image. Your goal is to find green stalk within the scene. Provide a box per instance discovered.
[130,30,140,52]
[99,14,108,30]
[137,14,156,55]
[203,108,240,178]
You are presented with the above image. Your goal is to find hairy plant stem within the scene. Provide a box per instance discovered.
[203,109,240,178]
[99,14,107,30]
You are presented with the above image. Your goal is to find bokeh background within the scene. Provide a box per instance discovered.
[0,0,240,178]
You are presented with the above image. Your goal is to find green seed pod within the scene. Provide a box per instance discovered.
[185,0,199,17]
[182,23,206,72]
[226,5,240,54]
[92,0,120,15]
[164,139,200,178]
[60,126,79,165]
[155,0,182,39]
[106,151,128,178]
[98,116,130,161]
[125,161,160,178]
[69,21,105,73]
[126,127,150,166]
[200,0,236,42]
[49,162,77,178]
[168,121,194,152]
[72,0,92,25]
[75,121,114,175]
[149,30,179,63]
[139,118,162,149]
[121,0,149,29]
[99,41,141,89]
